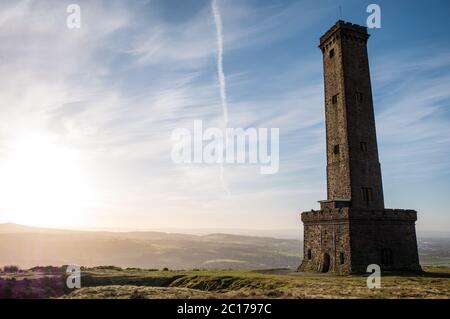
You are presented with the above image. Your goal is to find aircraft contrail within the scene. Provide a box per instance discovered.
[212,0,229,128]
[211,0,230,194]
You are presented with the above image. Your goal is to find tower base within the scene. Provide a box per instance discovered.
[298,208,421,274]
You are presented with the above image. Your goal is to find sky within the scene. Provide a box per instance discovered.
[0,0,449,233]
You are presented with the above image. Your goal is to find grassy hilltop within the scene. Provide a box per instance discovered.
[1,265,449,299]
[66,266,450,299]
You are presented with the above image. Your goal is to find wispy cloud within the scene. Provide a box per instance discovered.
[373,51,450,181]
[0,0,448,231]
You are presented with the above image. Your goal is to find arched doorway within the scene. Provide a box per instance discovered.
[322,253,330,273]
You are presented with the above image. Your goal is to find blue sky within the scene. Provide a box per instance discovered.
[0,0,449,233]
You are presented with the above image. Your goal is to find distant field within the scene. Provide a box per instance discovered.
[0,224,300,269]
[1,224,449,270]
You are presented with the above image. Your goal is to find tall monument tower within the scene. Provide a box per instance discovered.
[299,21,421,274]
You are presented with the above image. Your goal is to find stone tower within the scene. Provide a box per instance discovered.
[299,21,421,274]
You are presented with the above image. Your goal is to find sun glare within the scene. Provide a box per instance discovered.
[0,132,94,227]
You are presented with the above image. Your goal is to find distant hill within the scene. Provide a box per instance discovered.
[0,224,300,269]
[0,223,449,269]
[0,223,62,233]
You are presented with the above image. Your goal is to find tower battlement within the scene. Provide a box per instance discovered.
[319,20,369,49]
[301,208,417,224]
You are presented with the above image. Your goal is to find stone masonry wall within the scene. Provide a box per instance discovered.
[299,208,421,274]
[319,21,384,209]
[299,209,351,274]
